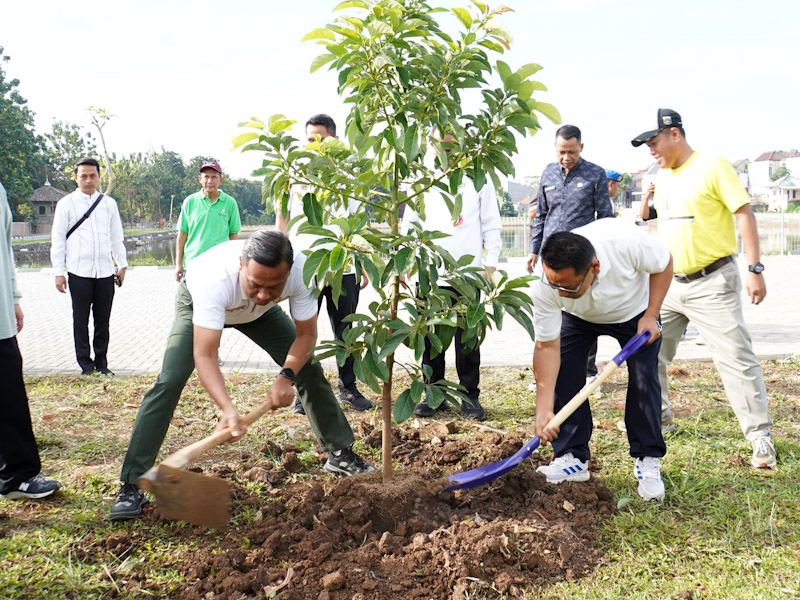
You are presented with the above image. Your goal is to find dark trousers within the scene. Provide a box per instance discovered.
[68,273,115,371]
[586,340,598,377]
[551,310,665,462]
[422,287,480,402]
[120,283,354,484]
[0,337,41,493]
[317,273,360,391]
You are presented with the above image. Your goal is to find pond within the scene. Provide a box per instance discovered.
[14,224,532,268]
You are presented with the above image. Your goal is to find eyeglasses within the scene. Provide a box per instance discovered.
[543,267,591,294]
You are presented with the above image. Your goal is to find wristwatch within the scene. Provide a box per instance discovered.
[748,262,765,274]
[279,367,296,385]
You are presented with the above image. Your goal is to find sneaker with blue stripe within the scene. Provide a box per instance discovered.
[634,456,665,500]
[536,452,590,483]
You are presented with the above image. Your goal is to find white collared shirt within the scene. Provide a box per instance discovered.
[531,218,671,342]
[401,180,503,274]
[186,240,317,330]
[50,190,128,278]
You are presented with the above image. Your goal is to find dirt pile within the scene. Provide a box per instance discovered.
[160,425,616,599]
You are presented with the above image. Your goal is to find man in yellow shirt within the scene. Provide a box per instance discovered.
[631,109,775,469]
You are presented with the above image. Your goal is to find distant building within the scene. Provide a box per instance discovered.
[506,181,536,214]
[29,182,68,234]
[766,173,800,212]
[750,151,785,198]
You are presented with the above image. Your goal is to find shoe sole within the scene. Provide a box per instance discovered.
[637,484,665,500]
[751,459,777,469]
[323,462,375,477]
[1,488,58,500]
[339,400,373,412]
[537,470,591,484]
[109,499,150,521]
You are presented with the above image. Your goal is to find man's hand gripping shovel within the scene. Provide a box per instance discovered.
[444,330,652,491]
[137,397,276,530]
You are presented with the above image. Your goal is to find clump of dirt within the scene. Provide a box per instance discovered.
[160,425,616,600]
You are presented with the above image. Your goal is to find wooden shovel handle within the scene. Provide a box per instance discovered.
[157,396,275,471]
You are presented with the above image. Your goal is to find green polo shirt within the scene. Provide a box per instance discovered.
[178,190,242,265]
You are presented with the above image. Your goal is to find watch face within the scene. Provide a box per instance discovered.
[750,262,764,274]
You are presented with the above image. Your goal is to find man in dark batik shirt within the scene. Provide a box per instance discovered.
[526,125,613,273]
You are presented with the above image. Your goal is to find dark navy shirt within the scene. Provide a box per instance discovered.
[530,157,613,254]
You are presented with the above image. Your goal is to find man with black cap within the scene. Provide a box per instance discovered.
[175,161,241,282]
[631,109,776,469]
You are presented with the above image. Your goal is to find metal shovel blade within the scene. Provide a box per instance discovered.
[147,465,231,530]
[443,436,542,491]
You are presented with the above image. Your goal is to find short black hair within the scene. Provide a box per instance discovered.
[242,230,294,269]
[305,113,336,137]
[540,231,595,274]
[555,125,581,143]
[74,157,101,174]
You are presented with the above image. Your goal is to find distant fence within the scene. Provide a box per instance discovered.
[498,213,800,257]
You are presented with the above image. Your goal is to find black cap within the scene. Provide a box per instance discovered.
[631,109,683,147]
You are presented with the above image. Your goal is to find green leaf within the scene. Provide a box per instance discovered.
[516,62,543,80]
[364,349,390,382]
[534,101,562,124]
[302,249,328,286]
[451,7,472,29]
[367,20,393,37]
[329,245,346,272]
[393,389,415,424]
[310,53,337,73]
[301,28,335,42]
[268,114,296,134]
[231,131,259,150]
[334,0,369,9]
[394,246,413,274]
[496,60,512,84]
[379,329,409,360]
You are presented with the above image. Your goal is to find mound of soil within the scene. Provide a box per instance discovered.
[155,424,615,599]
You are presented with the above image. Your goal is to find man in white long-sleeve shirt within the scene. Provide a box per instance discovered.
[401,133,503,420]
[51,157,127,375]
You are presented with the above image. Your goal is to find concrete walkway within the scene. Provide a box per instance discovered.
[15,254,798,377]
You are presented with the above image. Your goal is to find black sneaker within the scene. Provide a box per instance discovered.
[80,366,96,376]
[0,474,61,500]
[461,398,487,421]
[109,483,150,521]
[96,368,115,377]
[324,448,376,477]
[291,391,306,415]
[338,387,373,411]
[413,400,438,417]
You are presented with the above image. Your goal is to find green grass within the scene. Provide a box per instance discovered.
[1,360,798,599]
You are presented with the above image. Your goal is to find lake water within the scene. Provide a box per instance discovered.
[14,224,532,267]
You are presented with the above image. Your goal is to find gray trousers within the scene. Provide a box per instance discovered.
[658,260,772,441]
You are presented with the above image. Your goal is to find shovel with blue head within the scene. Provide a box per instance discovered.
[443,330,653,491]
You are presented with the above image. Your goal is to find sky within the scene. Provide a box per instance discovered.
[3,0,800,183]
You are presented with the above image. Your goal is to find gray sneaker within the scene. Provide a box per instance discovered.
[109,483,150,521]
[324,447,376,477]
[751,435,777,469]
[0,474,61,500]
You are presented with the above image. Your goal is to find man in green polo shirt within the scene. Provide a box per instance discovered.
[175,161,242,280]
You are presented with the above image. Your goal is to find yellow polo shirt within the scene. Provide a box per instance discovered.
[653,151,749,274]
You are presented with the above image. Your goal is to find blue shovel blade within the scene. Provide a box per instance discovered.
[443,436,541,491]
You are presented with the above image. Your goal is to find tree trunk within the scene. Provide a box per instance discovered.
[381,355,395,483]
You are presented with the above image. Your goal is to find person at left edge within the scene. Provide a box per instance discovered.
[50,157,127,376]
[109,231,375,521]
[1,180,61,501]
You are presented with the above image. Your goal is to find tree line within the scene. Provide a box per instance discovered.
[0,46,270,226]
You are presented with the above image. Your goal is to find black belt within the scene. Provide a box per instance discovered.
[673,255,734,283]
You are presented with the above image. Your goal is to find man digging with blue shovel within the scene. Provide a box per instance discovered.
[531,218,673,500]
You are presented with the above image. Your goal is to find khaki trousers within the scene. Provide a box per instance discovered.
[658,260,772,441]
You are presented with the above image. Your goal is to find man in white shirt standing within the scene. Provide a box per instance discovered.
[51,157,127,376]
[110,231,374,521]
[532,218,673,500]
[277,114,372,414]
[402,132,503,421]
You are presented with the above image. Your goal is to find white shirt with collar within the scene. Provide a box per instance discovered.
[50,190,128,278]
[401,180,503,275]
[186,240,317,330]
[531,218,671,342]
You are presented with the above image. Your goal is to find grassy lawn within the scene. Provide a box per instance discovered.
[1,359,798,599]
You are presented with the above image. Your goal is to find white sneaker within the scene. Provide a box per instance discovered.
[536,452,590,483]
[751,435,777,469]
[634,457,665,500]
